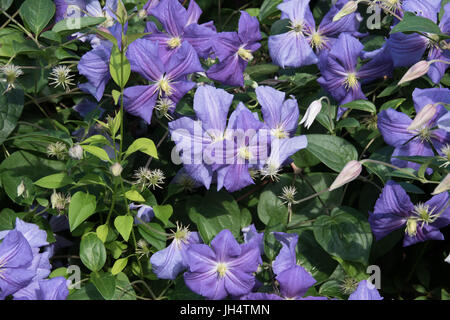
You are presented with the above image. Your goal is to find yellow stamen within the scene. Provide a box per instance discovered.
[238,147,253,160]
[216,263,228,277]
[167,36,182,49]
[158,76,173,96]
[310,32,326,50]
[343,73,359,90]
[271,127,287,139]
[238,46,254,62]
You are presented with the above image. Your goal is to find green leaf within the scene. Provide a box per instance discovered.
[313,207,372,264]
[109,45,131,88]
[259,0,283,22]
[112,90,121,105]
[124,189,145,202]
[82,145,111,162]
[153,205,173,226]
[81,134,111,146]
[187,191,242,244]
[114,216,133,242]
[336,117,360,130]
[34,172,73,189]
[124,138,158,159]
[52,16,106,33]
[306,134,358,172]
[111,258,128,275]
[96,224,109,243]
[380,98,406,111]
[0,83,24,145]
[69,191,97,231]
[0,0,13,10]
[19,0,55,35]
[257,188,288,225]
[391,11,441,35]
[137,223,166,251]
[90,271,116,300]
[340,100,376,113]
[80,233,106,272]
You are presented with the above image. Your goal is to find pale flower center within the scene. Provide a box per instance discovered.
[238,146,253,160]
[157,75,173,96]
[167,37,182,49]
[216,263,228,277]
[237,46,254,62]
[343,73,359,90]
[271,126,287,139]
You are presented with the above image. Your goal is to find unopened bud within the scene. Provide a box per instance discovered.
[407,104,437,131]
[398,60,430,85]
[17,180,26,197]
[110,162,123,176]
[432,174,450,195]
[68,144,84,160]
[329,160,362,191]
[300,99,323,129]
[333,1,358,22]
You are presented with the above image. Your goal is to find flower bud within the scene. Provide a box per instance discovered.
[398,60,430,85]
[300,99,323,129]
[329,160,362,191]
[17,180,26,197]
[110,162,123,177]
[432,173,450,195]
[407,104,437,131]
[68,144,84,160]
[332,1,358,22]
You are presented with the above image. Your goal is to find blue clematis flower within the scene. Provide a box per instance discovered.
[385,1,449,83]
[150,225,201,280]
[207,11,262,87]
[183,229,261,300]
[0,230,35,299]
[124,39,203,124]
[269,0,363,68]
[368,180,450,247]
[144,0,216,60]
[377,88,450,173]
[317,33,393,118]
[129,203,155,224]
[348,280,383,300]
[55,0,119,47]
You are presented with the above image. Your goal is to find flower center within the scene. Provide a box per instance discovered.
[237,46,254,62]
[438,144,450,168]
[290,21,304,34]
[343,73,359,90]
[238,146,253,160]
[216,263,228,277]
[271,126,287,139]
[405,218,418,237]
[417,126,432,142]
[167,36,182,49]
[310,32,326,50]
[406,203,441,237]
[156,98,175,120]
[157,75,173,96]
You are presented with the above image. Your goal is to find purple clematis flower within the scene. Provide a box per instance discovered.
[35,277,69,300]
[130,203,155,224]
[377,88,450,173]
[183,229,261,300]
[0,230,35,299]
[348,280,383,300]
[385,1,449,83]
[150,226,201,280]
[317,33,393,107]
[368,180,450,247]
[144,0,216,60]
[169,85,307,192]
[242,224,264,256]
[55,0,118,47]
[243,232,323,300]
[124,39,203,124]
[269,0,362,68]
[438,111,450,132]
[256,86,299,139]
[207,11,262,87]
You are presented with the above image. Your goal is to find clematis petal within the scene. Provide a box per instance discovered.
[377,109,414,147]
[123,85,158,124]
[277,265,316,299]
[348,280,383,300]
[269,32,318,68]
[126,39,163,81]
